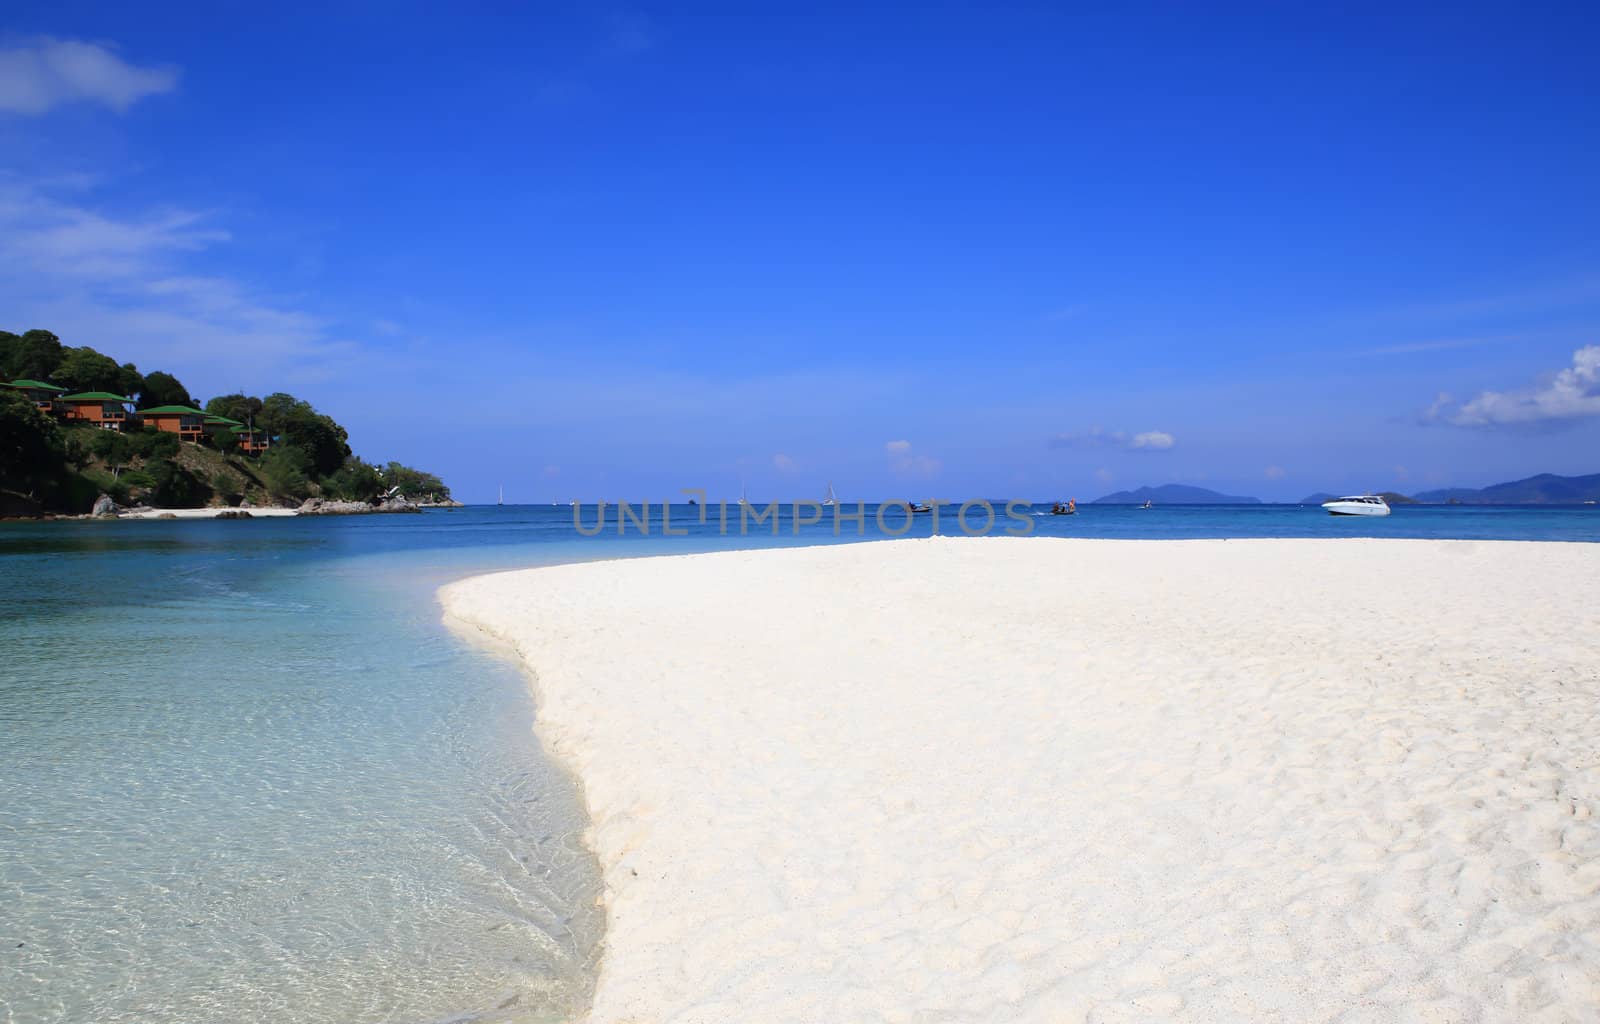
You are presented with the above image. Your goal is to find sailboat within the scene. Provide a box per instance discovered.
[737,481,750,507]
[822,482,837,507]
[498,484,504,506]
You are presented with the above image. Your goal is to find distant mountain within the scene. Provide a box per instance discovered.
[1412,472,1600,505]
[1092,484,1261,504]
[1300,491,1416,505]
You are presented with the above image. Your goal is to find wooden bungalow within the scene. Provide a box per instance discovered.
[136,405,209,443]
[58,392,135,430]
[230,424,270,456]
[4,379,67,412]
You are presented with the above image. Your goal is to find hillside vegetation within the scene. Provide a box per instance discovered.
[1,329,450,515]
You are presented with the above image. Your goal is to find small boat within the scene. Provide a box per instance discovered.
[737,482,749,507]
[910,502,934,514]
[1140,499,1153,510]
[1048,500,1077,516]
[688,497,698,506]
[498,484,504,506]
[1321,494,1391,517]
[822,482,837,507]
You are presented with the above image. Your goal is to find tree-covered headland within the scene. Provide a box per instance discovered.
[0,329,450,515]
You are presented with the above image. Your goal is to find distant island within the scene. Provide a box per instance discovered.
[1300,491,1417,505]
[1092,484,1262,504]
[1,328,451,517]
[1301,472,1600,506]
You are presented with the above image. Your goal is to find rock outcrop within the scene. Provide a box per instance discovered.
[297,496,423,515]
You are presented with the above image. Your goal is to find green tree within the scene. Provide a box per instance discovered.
[211,470,242,504]
[257,446,311,502]
[138,371,194,410]
[0,329,65,382]
[205,394,264,423]
[211,428,241,454]
[382,461,451,500]
[128,428,181,460]
[89,430,136,476]
[323,457,384,501]
[0,389,67,490]
[258,392,350,477]
[148,459,208,508]
[52,347,142,397]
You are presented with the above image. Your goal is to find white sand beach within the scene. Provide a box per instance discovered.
[441,538,1600,1023]
[118,506,300,519]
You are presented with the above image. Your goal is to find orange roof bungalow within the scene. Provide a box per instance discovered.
[58,392,135,430]
[137,405,210,443]
[4,379,67,412]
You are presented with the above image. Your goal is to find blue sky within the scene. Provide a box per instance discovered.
[2,3,1597,503]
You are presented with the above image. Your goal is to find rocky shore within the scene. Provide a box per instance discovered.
[8,493,444,520]
[296,496,423,515]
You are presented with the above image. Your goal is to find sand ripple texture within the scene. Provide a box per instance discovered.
[442,538,1600,1024]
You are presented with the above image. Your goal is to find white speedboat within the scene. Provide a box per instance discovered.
[1321,494,1391,516]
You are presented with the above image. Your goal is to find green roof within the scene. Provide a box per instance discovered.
[228,425,264,434]
[60,391,134,402]
[205,415,244,425]
[138,405,208,416]
[9,379,67,391]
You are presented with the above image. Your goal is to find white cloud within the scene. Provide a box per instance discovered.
[0,38,177,115]
[1094,467,1114,483]
[771,453,797,474]
[1264,465,1286,480]
[1048,427,1177,452]
[1437,346,1600,426]
[884,439,940,479]
[1128,430,1175,451]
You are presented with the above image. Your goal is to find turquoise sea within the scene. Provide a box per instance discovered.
[3,502,1597,1023]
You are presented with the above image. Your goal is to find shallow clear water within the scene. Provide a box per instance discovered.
[1,502,1595,1024]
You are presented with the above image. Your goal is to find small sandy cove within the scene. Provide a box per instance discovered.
[441,538,1600,1023]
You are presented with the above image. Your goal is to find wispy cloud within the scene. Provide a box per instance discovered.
[1429,345,1600,426]
[0,175,367,387]
[1382,275,1600,327]
[1048,427,1176,451]
[1359,334,1514,356]
[885,439,940,479]
[0,182,225,277]
[0,38,177,115]
[771,452,797,474]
